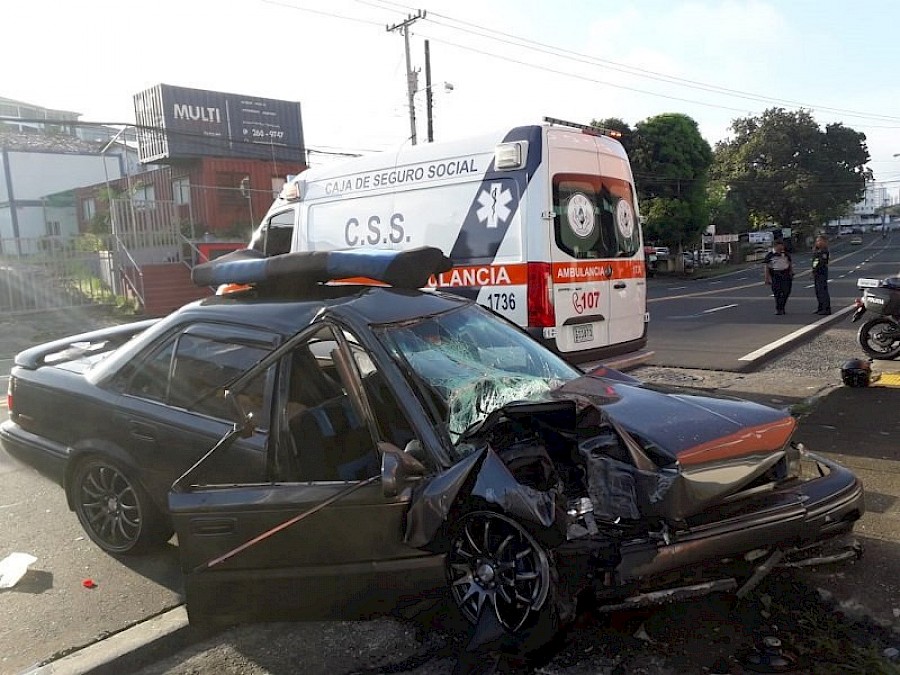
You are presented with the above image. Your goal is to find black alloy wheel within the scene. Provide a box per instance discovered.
[71,457,169,555]
[447,511,551,633]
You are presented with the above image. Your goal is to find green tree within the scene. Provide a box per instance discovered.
[629,113,713,251]
[713,108,871,238]
[706,183,749,234]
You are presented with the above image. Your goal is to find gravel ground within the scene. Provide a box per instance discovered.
[628,317,871,409]
[756,319,862,376]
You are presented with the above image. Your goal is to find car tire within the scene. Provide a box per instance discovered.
[70,456,172,555]
[446,511,561,641]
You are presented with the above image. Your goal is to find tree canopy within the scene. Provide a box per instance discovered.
[627,114,713,249]
[713,108,871,238]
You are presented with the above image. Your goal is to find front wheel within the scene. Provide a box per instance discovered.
[857,317,900,360]
[447,511,554,635]
[70,456,172,555]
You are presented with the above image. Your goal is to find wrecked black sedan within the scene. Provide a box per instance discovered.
[2,248,864,641]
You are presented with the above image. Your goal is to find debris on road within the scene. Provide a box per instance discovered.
[0,552,37,589]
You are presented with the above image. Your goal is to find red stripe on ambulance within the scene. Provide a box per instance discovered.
[428,263,528,288]
[552,260,645,284]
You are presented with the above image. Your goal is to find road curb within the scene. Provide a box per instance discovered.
[24,606,192,675]
[734,306,856,371]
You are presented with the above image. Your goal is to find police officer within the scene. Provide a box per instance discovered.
[812,235,831,315]
[764,239,794,315]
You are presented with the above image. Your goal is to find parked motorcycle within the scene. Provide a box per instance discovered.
[851,276,900,360]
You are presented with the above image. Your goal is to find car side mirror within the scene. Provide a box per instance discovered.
[379,441,426,498]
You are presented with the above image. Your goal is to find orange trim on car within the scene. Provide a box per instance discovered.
[677,417,797,467]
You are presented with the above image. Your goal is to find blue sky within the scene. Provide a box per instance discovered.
[5,0,899,189]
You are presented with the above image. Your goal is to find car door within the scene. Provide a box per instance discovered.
[169,322,444,627]
[106,322,279,512]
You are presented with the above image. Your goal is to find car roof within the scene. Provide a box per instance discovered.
[170,285,470,337]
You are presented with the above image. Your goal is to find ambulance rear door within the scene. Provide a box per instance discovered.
[546,129,642,355]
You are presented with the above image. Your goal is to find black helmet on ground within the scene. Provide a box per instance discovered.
[841,358,872,388]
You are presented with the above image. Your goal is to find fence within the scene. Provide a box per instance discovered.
[0,235,119,314]
[0,196,235,314]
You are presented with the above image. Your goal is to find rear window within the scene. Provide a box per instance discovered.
[553,174,639,259]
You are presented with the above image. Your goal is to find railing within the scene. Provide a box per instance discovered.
[113,234,146,309]
[178,233,205,271]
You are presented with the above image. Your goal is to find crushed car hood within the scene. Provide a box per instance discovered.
[557,374,796,465]
[405,374,798,548]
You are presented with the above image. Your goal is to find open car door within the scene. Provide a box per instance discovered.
[168,321,444,626]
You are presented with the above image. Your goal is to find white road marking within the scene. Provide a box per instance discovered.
[738,305,856,362]
[703,304,738,314]
[670,286,687,290]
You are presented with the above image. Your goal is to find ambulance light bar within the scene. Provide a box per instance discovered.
[495,141,527,170]
[543,116,623,139]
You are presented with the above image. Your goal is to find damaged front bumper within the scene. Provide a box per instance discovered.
[564,451,864,600]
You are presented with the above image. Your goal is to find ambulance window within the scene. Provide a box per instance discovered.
[553,175,639,259]
[250,209,295,256]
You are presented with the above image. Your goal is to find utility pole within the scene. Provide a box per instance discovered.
[424,39,433,143]
[386,10,425,145]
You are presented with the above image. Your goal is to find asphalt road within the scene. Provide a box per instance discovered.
[646,233,898,370]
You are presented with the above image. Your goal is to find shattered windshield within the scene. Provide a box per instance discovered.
[378,305,581,451]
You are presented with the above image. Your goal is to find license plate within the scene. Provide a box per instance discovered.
[573,324,593,344]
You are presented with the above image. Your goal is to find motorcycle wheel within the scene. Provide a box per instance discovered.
[857,317,900,360]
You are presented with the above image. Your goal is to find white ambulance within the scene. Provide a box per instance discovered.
[250,118,647,363]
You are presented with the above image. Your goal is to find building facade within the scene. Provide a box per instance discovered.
[826,183,896,231]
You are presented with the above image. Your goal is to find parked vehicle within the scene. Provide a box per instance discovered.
[248,117,647,364]
[851,277,900,360]
[643,246,658,277]
[850,235,863,245]
[700,251,728,265]
[2,248,864,645]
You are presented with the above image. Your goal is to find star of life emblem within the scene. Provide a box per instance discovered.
[476,183,513,228]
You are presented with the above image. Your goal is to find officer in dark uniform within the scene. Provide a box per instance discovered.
[764,239,794,315]
[812,235,831,315]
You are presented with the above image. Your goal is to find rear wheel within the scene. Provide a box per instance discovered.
[447,511,553,634]
[857,317,900,360]
[70,457,171,555]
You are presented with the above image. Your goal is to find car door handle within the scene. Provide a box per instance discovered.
[191,518,236,536]
[613,282,627,289]
[128,421,157,442]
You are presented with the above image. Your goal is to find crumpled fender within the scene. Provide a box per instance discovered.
[403,446,564,549]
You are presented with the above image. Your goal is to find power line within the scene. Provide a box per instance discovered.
[259,0,385,27]
[357,0,900,127]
